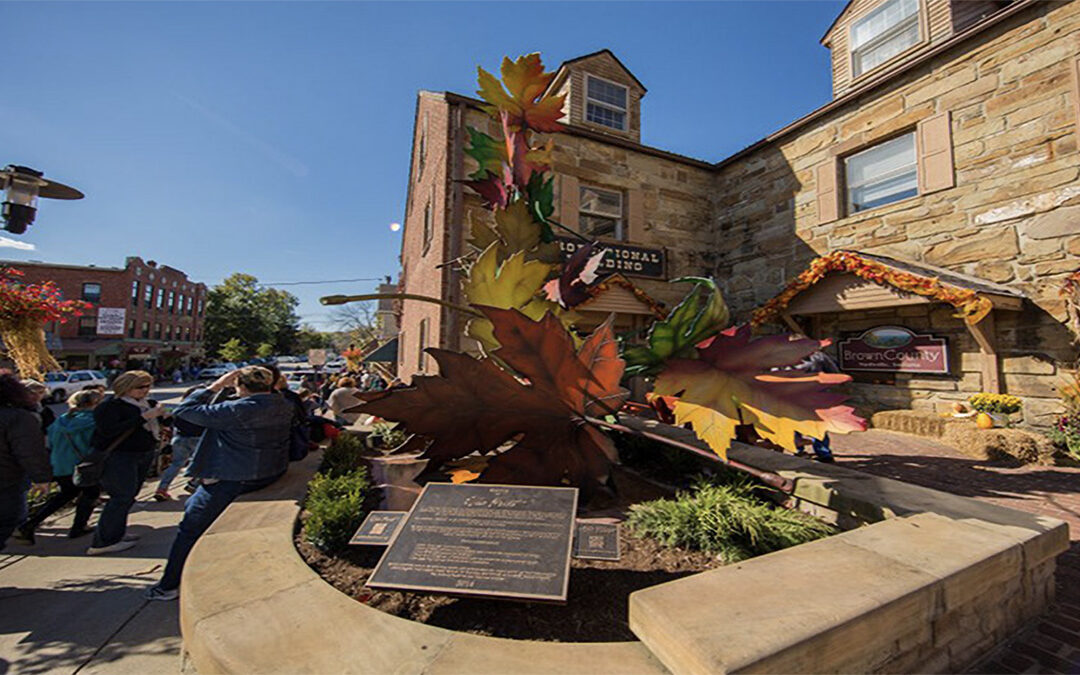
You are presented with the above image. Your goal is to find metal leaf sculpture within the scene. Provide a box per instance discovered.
[653,325,866,460]
[357,307,627,491]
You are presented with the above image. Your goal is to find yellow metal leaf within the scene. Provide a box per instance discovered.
[670,400,738,461]
[463,244,557,354]
[494,200,542,253]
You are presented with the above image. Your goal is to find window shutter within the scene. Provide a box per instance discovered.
[816,159,840,224]
[917,111,954,194]
[559,174,580,231]
[627,189,645,242]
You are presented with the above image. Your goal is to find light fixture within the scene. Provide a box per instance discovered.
[1,165,83,234]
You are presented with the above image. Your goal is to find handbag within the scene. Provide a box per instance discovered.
[73,427,136,487]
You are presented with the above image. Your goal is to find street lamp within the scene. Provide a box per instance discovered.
[1,165,84,234]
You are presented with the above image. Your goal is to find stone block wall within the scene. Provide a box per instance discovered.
[715,0,1080,426]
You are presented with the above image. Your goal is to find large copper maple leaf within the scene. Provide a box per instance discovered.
[477,53,565,132]
[653,325,865,459]
[356,308,628,490]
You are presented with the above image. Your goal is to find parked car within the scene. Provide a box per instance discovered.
[323,359,346,374]
[43,370,109,402]
[198,363,239,379]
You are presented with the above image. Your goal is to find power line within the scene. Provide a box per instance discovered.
[262,277,384,286]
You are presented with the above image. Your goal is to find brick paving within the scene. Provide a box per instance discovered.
[831,430,1080,674]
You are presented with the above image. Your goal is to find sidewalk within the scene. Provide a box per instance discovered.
[0,481,185,674]
[832,430,1080,674]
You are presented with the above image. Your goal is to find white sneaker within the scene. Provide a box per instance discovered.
[87,540,137,555]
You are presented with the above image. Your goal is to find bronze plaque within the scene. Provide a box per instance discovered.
[366,483,578,602]
[349,511,406,546]
[573,521,620,561]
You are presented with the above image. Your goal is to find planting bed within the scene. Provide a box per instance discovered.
[296,530,720,642]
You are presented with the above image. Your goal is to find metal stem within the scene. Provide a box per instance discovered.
[585,415,795,493]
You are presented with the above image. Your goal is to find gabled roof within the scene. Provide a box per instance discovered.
[548,49,648,95]
[820,0,858,45]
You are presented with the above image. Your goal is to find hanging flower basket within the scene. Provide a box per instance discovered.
[0,267,90,379]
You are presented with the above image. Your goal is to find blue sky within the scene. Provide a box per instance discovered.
[1,0,844,330]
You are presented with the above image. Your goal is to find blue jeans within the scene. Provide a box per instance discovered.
[157,473,281,590]
[158,436,198,492]
[0,480,29,552]
[93,451,153,548]
[811,434,833,460]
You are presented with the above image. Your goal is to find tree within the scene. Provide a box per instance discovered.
[256,342,275,358]
[219,337,248,363]
[204,273,302,356]
[329,300,378,346]
[295,325,334,353]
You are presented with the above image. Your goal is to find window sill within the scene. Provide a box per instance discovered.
[840,191,924,222]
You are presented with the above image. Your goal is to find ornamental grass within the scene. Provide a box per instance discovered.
[627,477,837,563]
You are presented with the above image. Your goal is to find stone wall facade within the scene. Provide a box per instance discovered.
[714,0,1080,425]
[398,2,1080,425]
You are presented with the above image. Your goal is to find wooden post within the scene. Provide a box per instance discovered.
[967,311,1000,394]
[780,312,803,335]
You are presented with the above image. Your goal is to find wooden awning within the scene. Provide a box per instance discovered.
[754,250,1024,326]
[575,274,666,318]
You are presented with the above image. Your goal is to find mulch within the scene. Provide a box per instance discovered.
[295,530,723,642]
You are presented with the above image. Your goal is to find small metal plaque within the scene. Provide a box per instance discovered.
[367,483,578,602]
[349,511,406,546]
[573,522,620,561]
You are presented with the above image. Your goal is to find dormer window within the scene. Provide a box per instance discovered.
[585,75,628,131]
[850,0,920,77]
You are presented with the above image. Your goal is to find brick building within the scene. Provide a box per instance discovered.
[398,0,1080,427]
[4,256,208,372]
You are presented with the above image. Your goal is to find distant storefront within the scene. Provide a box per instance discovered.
[3,256,208,373]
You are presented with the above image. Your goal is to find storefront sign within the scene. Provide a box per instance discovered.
[554,237,666,279]
[838,326,949,374]
[97,307,126,335]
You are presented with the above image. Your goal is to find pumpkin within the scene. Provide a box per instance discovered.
[975,412,994,430]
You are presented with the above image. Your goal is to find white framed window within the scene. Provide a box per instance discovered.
[585,75,628,131]
[579,185,624,240]
[845,132,918,214]
[850,0,920,77]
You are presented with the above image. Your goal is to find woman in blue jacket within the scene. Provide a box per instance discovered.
[16,390,103,542]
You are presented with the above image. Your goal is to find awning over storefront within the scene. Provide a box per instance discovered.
[363,338,398,363]
[755,250,1024,324]
[753,249,1027,394]
[575,274,666,318]
[56,339,123,356]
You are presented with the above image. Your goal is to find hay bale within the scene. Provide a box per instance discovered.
[943,425,1057,464]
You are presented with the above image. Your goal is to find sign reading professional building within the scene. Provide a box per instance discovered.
[554,237,666,280]
[838,327,949,375]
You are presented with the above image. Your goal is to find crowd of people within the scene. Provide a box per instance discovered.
[0,364,319,602]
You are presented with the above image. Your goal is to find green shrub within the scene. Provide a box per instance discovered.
[304,468,371,552]
[320,432,366,477]
[370,421,407,449]
[627,477,836,563]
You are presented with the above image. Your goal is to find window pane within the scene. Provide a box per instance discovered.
[581,214,621,239]
[845,133,917,213]
[854,20,919,75]
[82,283,101,302]
[580,186,622,217]
[851,0,918,48]
[586,103,626,131]
[587,78,627,109]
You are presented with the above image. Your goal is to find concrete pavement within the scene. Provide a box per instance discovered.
[2,383,192,675]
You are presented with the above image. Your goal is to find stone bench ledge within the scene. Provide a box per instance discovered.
[180,454,669,675]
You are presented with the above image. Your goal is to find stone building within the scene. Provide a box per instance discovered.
[397,0,1080,426]
[4,256,208,371]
